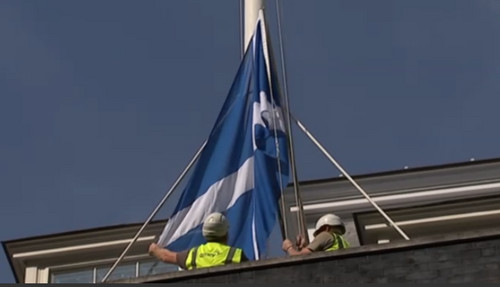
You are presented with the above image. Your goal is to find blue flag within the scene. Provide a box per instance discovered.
[157,11,289,261]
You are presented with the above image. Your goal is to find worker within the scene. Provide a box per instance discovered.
[149,212,248,269]
[282,213,350,255]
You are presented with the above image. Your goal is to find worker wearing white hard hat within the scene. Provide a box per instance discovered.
[149,212,248,269]
[282,213,350,256]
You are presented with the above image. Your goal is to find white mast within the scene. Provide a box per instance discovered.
[243,0,264,51]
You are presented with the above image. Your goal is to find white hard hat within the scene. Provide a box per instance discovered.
[313,213,345,236]
[202,212,229,240]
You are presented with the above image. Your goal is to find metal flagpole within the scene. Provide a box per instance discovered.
[274,0,309,244]
[100,140,208,282]
[291,115,410,241]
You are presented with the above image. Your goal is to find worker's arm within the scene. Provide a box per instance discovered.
[148,242,178,264]
[282,239,312,256]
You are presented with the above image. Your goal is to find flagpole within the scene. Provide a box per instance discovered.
[273,0,309,244]
[291,116,410,241]
[240,0,244,58]
[100,140,208,282]
[243,0,264,50]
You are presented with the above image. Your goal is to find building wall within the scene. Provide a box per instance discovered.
[131,229,500,283]
[280,159,500,249]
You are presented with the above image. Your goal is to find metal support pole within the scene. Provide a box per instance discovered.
[292,116,410,241]
[273,0,309,243]
[101,140,207,282]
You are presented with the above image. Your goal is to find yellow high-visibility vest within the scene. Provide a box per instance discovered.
[185,242,243,270]
[325,232,350,251]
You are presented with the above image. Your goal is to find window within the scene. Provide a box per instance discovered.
[95,262,137,282]
[139,260,180,277]
[51,268,93,283]
[50,259,178,283]
[354,196,500,245]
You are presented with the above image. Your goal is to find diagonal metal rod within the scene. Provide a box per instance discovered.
[291,115,410,241]
[101,140,207,283]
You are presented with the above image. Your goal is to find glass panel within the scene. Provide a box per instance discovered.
[50,260,178,283]
[96,263,136,282]
[139,260,180,277]
[51,268,93,283]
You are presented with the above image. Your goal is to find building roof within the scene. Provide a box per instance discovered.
[3,157,500,283]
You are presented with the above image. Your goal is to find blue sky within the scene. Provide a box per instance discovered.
[2,0,500,283]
